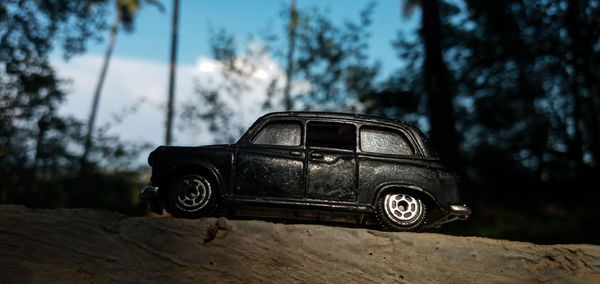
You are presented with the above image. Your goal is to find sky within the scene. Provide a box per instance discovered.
[52,0,420,153]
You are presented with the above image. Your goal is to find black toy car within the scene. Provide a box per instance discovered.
[140,112,470,231]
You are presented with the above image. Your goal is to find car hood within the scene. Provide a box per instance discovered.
[148,144,235,166]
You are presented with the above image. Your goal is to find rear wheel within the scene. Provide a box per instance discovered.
[376,192,427,232]
[166,174,218,218]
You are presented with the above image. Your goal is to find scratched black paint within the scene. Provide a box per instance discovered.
[144,112,469,228]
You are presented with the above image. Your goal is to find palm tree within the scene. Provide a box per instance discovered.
[165,0,179,145]
[283,0,298,111]
[81,0,164,170]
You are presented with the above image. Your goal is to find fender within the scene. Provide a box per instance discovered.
[373,182,444,210]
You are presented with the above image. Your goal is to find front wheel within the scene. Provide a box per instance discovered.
[376,192,427,232]
[166,174,218,218]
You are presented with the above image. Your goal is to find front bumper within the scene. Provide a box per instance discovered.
[139,185,163,214]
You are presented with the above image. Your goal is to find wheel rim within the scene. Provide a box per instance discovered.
[383,193,423,225]
[175,176,211,212]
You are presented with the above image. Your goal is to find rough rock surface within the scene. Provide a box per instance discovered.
[0,205,599,283]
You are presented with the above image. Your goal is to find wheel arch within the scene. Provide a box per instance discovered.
[159,162,224,201]
[373,183,442,211]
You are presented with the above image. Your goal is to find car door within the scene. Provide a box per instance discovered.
[356,125,422,203]
[305,121,357,201]
[234,120,305,199]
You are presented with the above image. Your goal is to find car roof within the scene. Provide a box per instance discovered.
[259,111,420,132]
[240,111,436,158]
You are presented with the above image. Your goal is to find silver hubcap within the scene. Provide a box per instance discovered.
[384,193,423,225]
[176,176,211,212]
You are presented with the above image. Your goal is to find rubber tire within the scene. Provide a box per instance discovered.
[376,192,427,232]
[166,174,218,219]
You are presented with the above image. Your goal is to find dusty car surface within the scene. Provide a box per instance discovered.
[140,112,470,231]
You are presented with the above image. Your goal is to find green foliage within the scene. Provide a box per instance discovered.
[1,0,107,178]
[117,0,165,32]
[292,2,379,111]
[180,28,259,144]
[453,0,600,184]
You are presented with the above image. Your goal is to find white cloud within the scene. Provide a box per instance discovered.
[52,51,309,151]
[54,55,179,149]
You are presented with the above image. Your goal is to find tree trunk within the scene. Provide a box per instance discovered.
[584,96,600,169]
[565,0,587,173]
[283,0,298,111]
[165,0,180,145]
[34,113,50,178]
[421,0,460,169]
[81,10,121,170]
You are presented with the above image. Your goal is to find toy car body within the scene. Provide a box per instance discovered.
[140,112,470,231]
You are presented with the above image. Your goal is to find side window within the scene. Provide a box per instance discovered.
[252,122,301,146]
[360,127,414,155]
[306,122,356,150]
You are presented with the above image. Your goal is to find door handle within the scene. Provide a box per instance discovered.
[310,152,324,159]
[290,151,302,157]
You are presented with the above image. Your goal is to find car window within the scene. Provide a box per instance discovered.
[252,122,301,146]
[360,127,414,155]
[306,122,356,150]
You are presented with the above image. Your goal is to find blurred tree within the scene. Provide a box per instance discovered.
[183,3,379,143]
[0,0,151,214]
[293,3,379,111]
[1,0,107,203]
[457,0,600,186]
[380,0,600,243]
[81,0,164,169]
[454,0,600,243]
[180,28,262,144]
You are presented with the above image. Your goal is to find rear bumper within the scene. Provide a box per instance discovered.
[439,204,471,225]
[139,185,163,214]
[429,204,471,228]
[448,204,471,220]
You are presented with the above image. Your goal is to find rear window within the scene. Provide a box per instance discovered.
[360,127,414,155]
